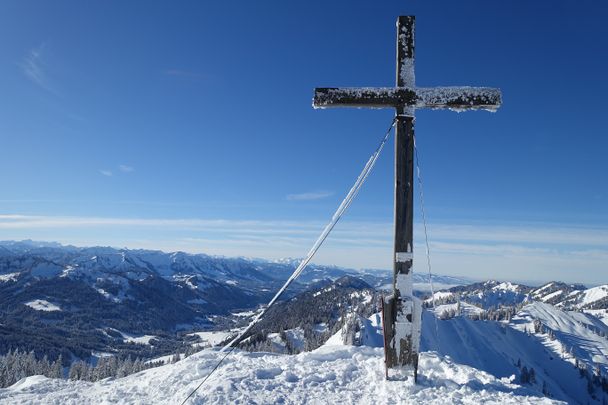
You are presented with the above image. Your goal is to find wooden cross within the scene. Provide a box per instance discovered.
[312,16,501,380]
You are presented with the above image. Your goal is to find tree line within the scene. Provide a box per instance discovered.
[0,349,170,388]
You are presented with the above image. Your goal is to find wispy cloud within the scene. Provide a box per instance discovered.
[0,214,323,233]
[20,44,55,93]
[99,165,133,177]
[286,191,333,201]
[2,215,607,249]
[426,223,608,247]
[0,214,606,284]
[118,165,134,173]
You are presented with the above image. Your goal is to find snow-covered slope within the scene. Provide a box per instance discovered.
[325,302,608,404]
[559,285,608,310]
[530,282,586,306]
[428,280,608,312]
[421,304,608,404]
[0,346,561,404]
[429,280,531,309]
[5,300,606,404]
[511,303,608,373]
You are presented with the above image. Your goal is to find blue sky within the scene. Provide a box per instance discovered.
[1,1,607,285]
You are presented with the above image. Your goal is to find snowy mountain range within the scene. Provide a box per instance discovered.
[0,241,352,360]
[427,279,608,313]
[1,240,607,403]
[0,240,464,363]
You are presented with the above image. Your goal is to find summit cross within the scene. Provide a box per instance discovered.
[312,16,501,380]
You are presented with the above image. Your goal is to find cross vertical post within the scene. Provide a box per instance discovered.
[385,16,420,380]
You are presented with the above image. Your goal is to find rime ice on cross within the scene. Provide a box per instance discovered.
[312,16,501,381]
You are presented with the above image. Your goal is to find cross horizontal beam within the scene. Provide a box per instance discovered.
[313,86,502,112]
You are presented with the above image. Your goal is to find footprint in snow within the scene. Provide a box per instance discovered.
[283,372,299,383]
[255,367,283,380]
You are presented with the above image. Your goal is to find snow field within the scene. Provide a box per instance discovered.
[2,301,604,404]
[0,272,20,282]
[188,331,232,348]
[0,346,562,404]
[24,299,61,312]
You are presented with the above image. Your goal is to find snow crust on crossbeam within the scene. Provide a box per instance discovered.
[415,87,502,112]
[313,87,415,109]
[313,86,501,112]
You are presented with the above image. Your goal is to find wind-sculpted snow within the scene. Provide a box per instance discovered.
[421,303,608,404]
[511,303,608,375]
[560,285,608,310]
[0,346,560,404]
[324,303,607,404]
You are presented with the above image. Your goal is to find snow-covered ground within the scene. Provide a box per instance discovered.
[284,328,306,351]
[0,272,20,282]
[188,331,232,348]
[421,302,608,404]
[98,328,158,346]
[24,299,61,312]
[325,313,385,347]
[122,334,157,345]
[511,303,608,373]
[586,309,608,327]
[0,346,560,404]
[2,302,605,404]
[576,285,608,307]
[231,309,258,317]
[431,302,484,318]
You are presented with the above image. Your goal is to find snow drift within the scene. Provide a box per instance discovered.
[0,345,560,404]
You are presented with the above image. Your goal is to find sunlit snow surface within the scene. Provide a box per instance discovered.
[24,299,61,312]
[5,302,604,404]
[0,272,20,282]
[0,346,560,405]
[188,331,232,348]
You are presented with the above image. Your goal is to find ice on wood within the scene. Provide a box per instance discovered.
[313,87,416,109]
[313,86,501,112]
[416,87,502,112]
[397,16,415,88]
